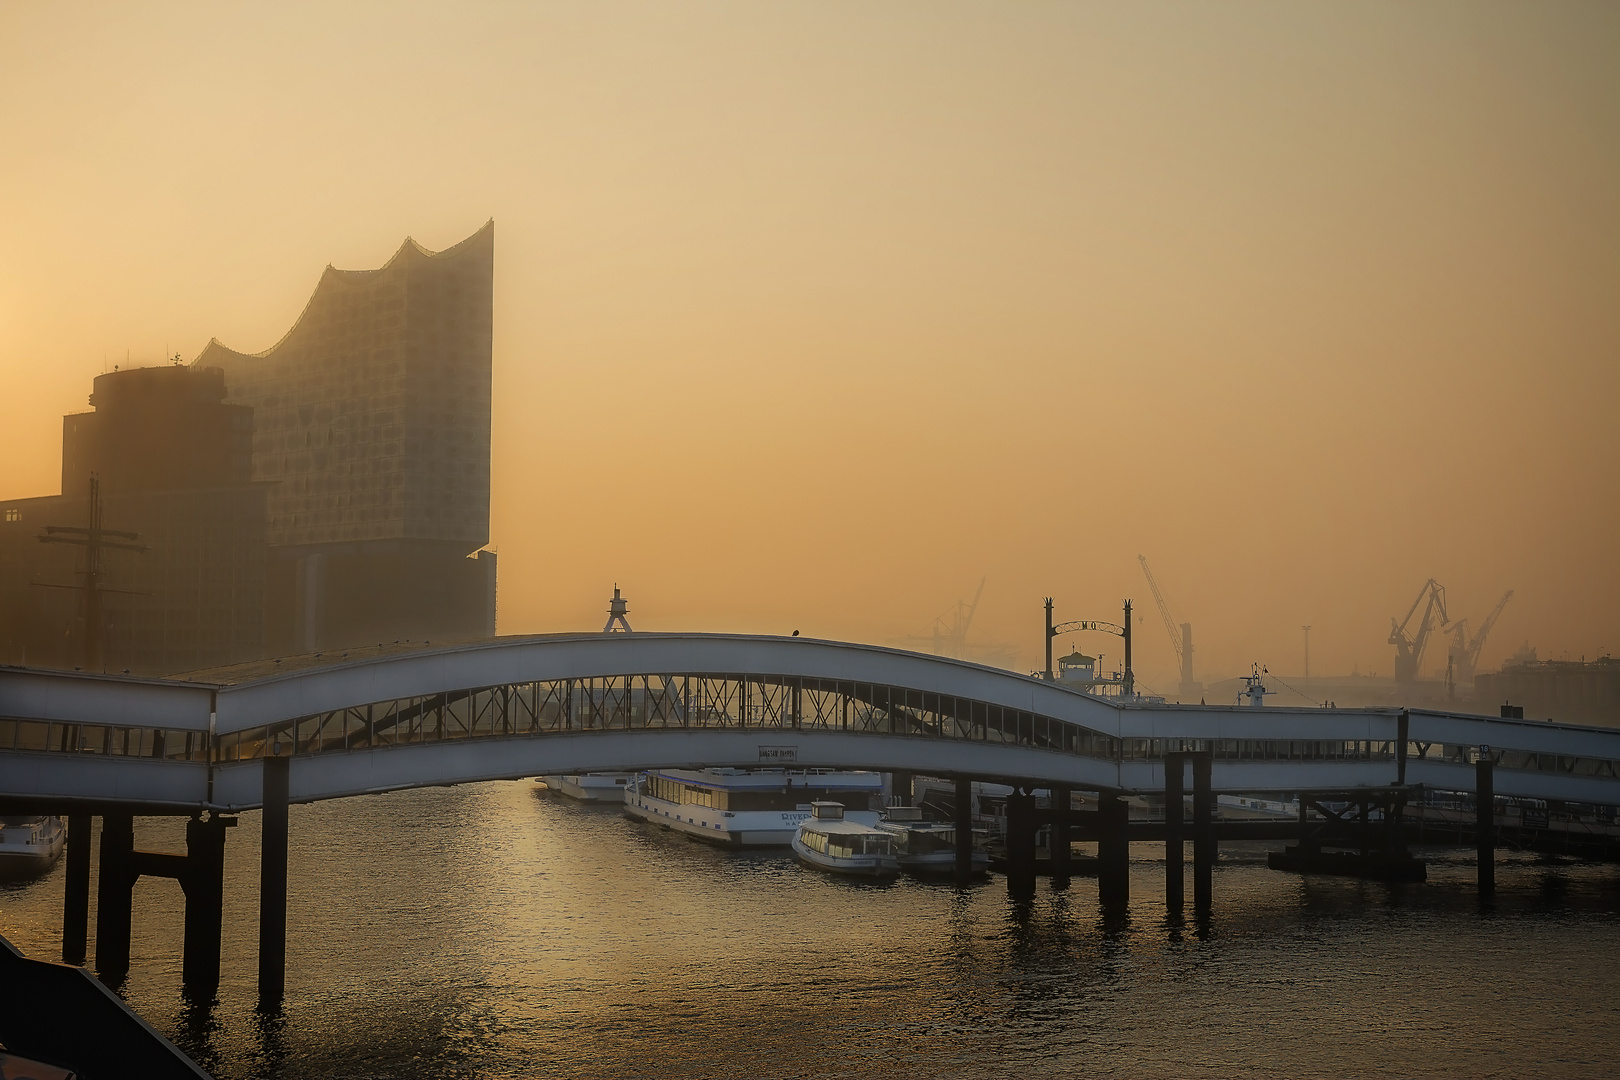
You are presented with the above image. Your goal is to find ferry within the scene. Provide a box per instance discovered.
[877,806,990,876]
[792,802,900,878]
[623,767,886,847]
[538,773,633,802]
[0,816,66,882]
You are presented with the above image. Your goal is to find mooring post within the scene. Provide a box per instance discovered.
[1098,793,1130,910]
[1192,751,1215,914]
[954,776,974,881]
[1050,785,1072,886]
[1476,754,1495,896]
[94,813,136,978]
[182,814,233,997]
[1005,788,1037,899]
[260,754,291,1005]
[1164,753,1184,914]
[62,812,91,965]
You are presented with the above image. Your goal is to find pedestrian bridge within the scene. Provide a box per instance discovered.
[3,633,1618,812]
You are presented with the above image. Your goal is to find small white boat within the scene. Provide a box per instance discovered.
[791,802,899,878]
[878,806,989,876]
[0,816,66,882]
[538,774,633,802]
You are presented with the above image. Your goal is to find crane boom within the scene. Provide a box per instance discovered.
[1137,555,1183,663]
[958,577,986,643]
[1467,589,1513,670]
[1390,578,1447,684]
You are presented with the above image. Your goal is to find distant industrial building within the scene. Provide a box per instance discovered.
[0,222,497,674]
[1476,657,1620,727]
[0,364,268,673]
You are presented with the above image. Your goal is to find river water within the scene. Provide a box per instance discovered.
[2,781,1618,1079]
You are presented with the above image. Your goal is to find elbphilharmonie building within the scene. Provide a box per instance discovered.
[198,222,496,654]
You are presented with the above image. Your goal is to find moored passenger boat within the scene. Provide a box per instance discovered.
[538,773,633,802]
[792,802,900,878]
[623,768,886,847]
[877,806,990,876]
[0,816,66,882]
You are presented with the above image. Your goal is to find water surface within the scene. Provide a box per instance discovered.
[2,782,1617,1078]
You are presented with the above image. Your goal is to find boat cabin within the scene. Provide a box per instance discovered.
[637,769,885,812]
[798,820,896,859]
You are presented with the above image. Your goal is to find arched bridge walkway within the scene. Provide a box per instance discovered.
[4,632,1620,810]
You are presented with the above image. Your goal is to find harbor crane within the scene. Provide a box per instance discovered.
[36,476,146,672]
[929,577,985,659]
[1389,578,1448,685]
[1138,555,1200,698]
[902,578,1018,666]
[1446,589,1514,685]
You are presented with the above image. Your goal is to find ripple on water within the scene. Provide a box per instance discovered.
[1,782,1617,1078]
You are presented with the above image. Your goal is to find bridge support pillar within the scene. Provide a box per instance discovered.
[181,815,233,998]
[94,813,136,979]
[260,754,291,1006]
[1050,785,1072,887]
[1004,789,1037,900]
[1476,757,1495,896]
[953,777,975,881]
[1192,752,1215,914]
[62,812,91,965]
[1097,794,1129,911]
[1164,754,1185,915]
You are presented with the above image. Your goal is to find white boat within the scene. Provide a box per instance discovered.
[623,768,886,847]
[878,806,990,876]
[0,816,66,882]
[792,802,900,878]
[538,773,633,802]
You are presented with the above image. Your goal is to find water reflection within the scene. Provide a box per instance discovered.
[0,782,1616,1079]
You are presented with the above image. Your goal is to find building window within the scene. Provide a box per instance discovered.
[3,508,19,522]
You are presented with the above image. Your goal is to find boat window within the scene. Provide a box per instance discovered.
[725,791,801,812]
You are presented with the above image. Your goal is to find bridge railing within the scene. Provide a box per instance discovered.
[207,672,1423,774]
[212,674,1121,761]
[1117,737,1396,763]
[0,717,210,762]
[7,670,1619,803]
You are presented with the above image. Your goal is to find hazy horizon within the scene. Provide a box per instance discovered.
[3,2,1616,689]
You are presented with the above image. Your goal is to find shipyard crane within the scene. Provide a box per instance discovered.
[1138,555,1200,698]
[935,577,986,658]
[902,578,987,660]
[1389,578,1447,685]
[1446,589,1514,684]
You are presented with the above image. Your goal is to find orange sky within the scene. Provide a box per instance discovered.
[2,2,1616,688]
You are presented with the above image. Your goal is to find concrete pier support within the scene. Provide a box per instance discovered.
[1476,756,1495,896]
[953,776,974,881]
[181,816,231,997]
[1192,752,1215,913]
[94,813,136,978]
[1097,794,1130,911]
[1163,753,1185,914]
[260,754,291,1005]
[1004,788,1038,899]
[62,812,91,964]
[1050,785,1072,886]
